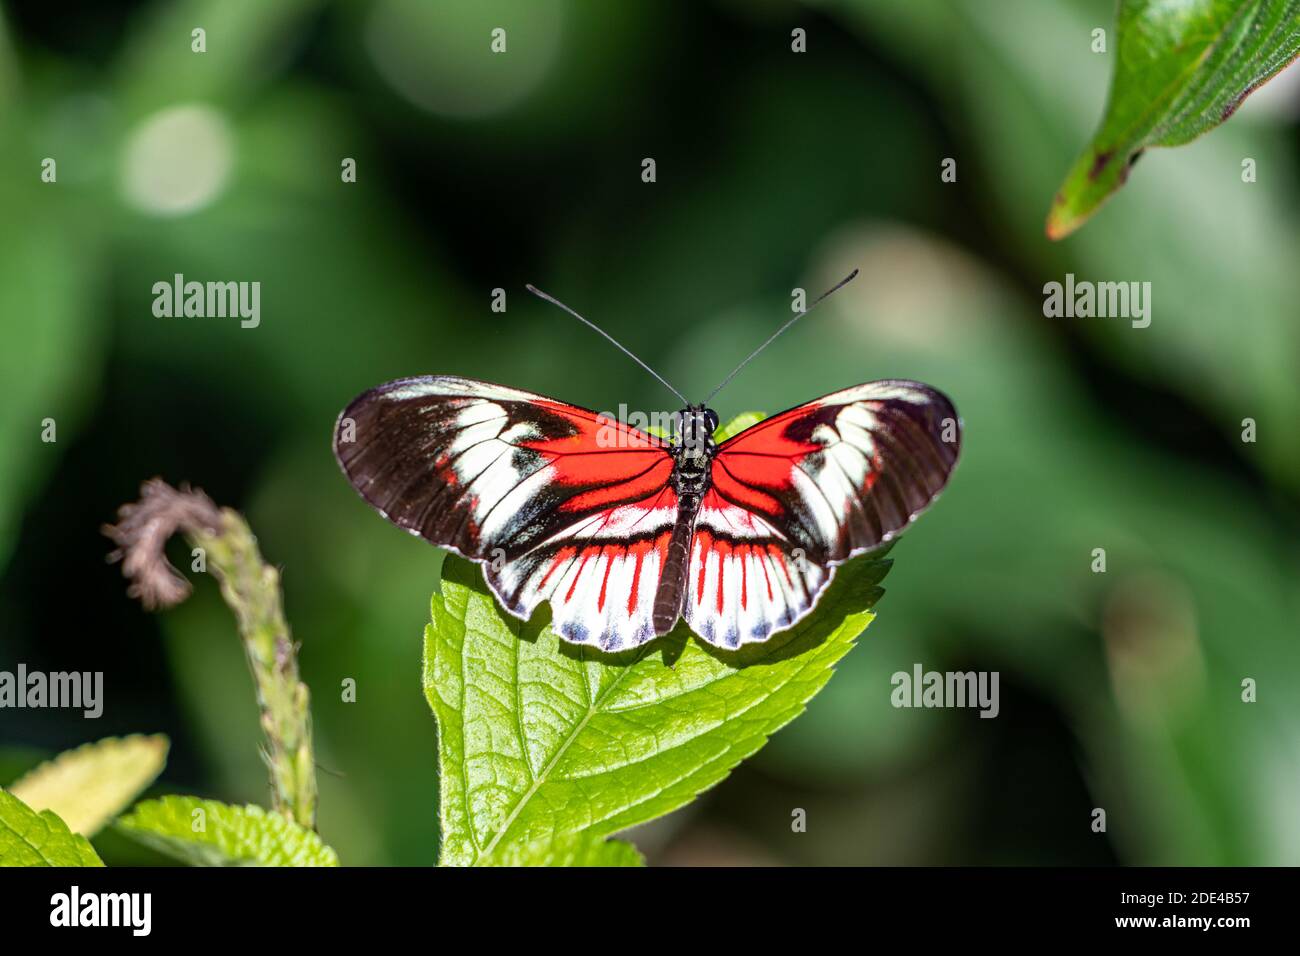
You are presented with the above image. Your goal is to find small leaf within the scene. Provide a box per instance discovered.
[713,410,767,442]
[424,447,891,867]
[8,734,168,837]
[1047,0,1300,238]
[116,796,339,866]
[0,789,104,866]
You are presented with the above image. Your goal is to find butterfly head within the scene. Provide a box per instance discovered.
[673,405,720,458]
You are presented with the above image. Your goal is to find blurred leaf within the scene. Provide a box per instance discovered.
[117,796,338,866]
[8,735,168,837]
[365,0,564,119]
[424,483,891,865]
[0,184,101,573]
[1048,0,1300,238]
[0,9,16,105]
[0,789,104,866]
[115,0,325,116]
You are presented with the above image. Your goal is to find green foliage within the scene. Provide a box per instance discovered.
[1048,0,1300,237]
[487,831,645,867]
[2,733,335,868]
[117,796,339,867]
[423,431,892,865]
[713,411,766,442]
[0,172,100,575]
[7,735,168,837]
[0,789,104,866]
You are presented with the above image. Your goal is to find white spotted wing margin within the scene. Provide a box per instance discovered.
[424,548,892,865]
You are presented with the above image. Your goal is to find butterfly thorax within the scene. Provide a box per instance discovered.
[669,405,719,510]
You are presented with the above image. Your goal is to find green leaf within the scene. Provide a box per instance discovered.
[8,735,168,838]
[487,832,645,867]
[0,789,104,866]
[713,410,766,442]
[643,411,764,444]
[116,796,339,867]
[424,430,891,866]
[1047,0,1300,238]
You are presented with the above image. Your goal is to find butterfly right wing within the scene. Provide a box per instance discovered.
[683,380,960,648]
[334,375,680,650]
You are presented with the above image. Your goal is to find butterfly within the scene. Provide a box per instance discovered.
[333,272,961,652]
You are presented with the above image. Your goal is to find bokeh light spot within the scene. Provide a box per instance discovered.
[121,104,233,216]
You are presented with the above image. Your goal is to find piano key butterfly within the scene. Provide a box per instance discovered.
[334,272,961,652]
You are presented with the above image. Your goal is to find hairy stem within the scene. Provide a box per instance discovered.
[105,480,318,829]
[191,512,317,829]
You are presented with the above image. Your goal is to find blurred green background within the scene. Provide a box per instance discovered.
[2,0,1298,866]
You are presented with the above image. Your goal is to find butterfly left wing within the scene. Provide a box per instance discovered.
[683,380,961,648]
[334,375,679,651]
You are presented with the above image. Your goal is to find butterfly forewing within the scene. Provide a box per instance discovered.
[681,381,960,648]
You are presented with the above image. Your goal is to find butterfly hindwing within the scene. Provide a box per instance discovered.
[487,487,679,650]
[682,380,960,648]
[682,490,829,648]
[334,375,677,650]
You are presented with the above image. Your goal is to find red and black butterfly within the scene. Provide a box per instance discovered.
[333,273,961,652]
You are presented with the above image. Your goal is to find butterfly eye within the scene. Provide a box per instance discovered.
[704,409,720,432]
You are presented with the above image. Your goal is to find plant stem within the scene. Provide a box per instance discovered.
[191,511,317,830]
[105,480,318,830]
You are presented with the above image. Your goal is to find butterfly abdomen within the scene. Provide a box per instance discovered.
[652,432,714,635]
[652,499,700,635]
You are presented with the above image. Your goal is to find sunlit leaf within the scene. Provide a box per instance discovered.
[0,789,104,867]
[117,796,339,866]
[8,734,168,837]
[486,831,644,867]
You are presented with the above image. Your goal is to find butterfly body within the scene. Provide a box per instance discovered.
[653,405,719,635]
[335,375,960,653]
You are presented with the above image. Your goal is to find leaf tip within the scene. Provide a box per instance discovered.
[1044,198,1074,241]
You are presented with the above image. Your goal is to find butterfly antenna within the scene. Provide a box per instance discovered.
[526,284,689,405]
[702,268,859,405]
